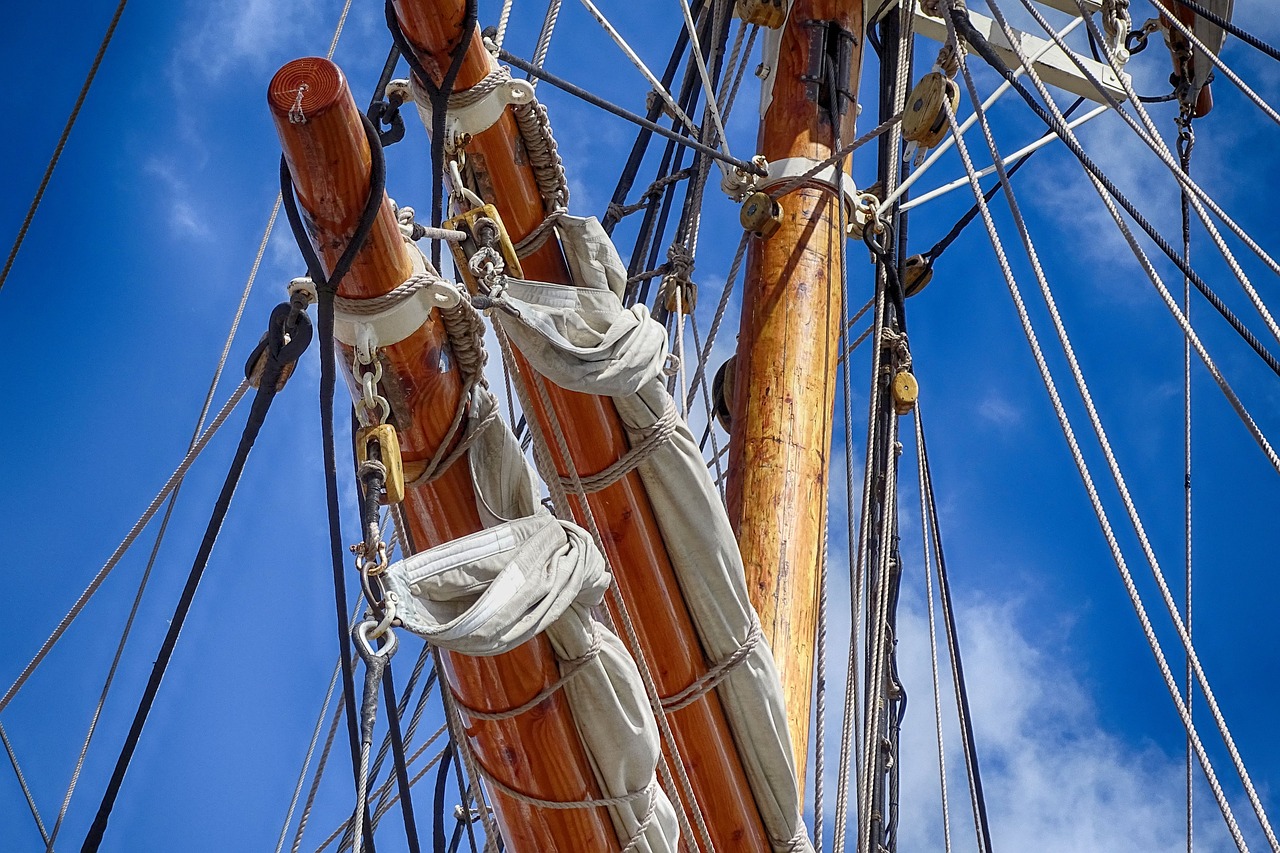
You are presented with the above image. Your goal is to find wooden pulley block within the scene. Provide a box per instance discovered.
[735,0,786,29]
[356,423,406,504]
[740,191,783,240]
[663,278,697,314]
[443,203,524,293]
[890,371,919,416]
[712,355,736,431]
[902,254,934,298]
[902,72,960,149]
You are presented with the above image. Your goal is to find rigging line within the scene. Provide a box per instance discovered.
[280,111,390,853]
[1041,1,1280,346]
[1154,3,1280,127]
[674,0,734,174]
[959,10,1280,844]
[493,0,516,52]
[1174,0,1280,64]
[277,660,344,853]
[1181,116,1196,853]
[0,0,129,294]
[685,313,725,490]
[936,52,1253,851]
[530,0,564,79]
[922,97,1087,260]
[912,411,953,853]
[81,299,313,852]
[950,7,1280,385]
[0,380,248,716]
[0,720,48,846]
[683,233,748,425]
[875,13,1089,217]
[576,0,707,144]
[916,418,993,853]
[379,662,424,853]
[294,701,348,853]
[499,51,766,179]
[601,0,702,236]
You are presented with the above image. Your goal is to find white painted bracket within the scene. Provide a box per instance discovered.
[333,248,464,349]
[757,157,860,216]
[408,62,536,150]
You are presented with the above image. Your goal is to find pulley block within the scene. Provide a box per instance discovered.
[735,0,786,29]
[902,72,960,150]
[356,423,406,505]
[712,355,737,432]
[902,255,934,298]
[891,371,919,416]
[740,191,783,240]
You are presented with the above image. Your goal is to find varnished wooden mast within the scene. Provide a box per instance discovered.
[267,58,620,851]
[391,1,774,848]
[726,0,864,787]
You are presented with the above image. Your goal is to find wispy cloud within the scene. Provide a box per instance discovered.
[144,157,213,239]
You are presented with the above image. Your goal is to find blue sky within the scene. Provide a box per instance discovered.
[1,0,1279,851]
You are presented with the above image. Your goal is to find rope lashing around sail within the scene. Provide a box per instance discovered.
[552,399,681,494]
[452,625,604,722]
[661,619,763,713]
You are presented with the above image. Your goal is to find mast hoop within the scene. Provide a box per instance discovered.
[332,271,464,348]
[758,156,860,217]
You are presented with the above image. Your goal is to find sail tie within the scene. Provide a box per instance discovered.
[554,398,680,494]
[660,618,762,713]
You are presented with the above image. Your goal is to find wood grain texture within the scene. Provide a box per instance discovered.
[269,57,614,852]
[725,0,864,791]
[393,0,774,847]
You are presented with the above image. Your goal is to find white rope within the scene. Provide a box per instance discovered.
[674,0,734,175]
[940,9,1256,847]
[1151,1,1280,128]
[875,14,1088,216]
[493,0,516,52]
[277,660,342,853]
[976,27,1280,842]
[914,408,954,853]
[1022,0,1280,346]
[577,0,704,139]
[0,380,249,715]
[530,0,564,84]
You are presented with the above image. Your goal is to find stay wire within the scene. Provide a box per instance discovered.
[280,113,390,853]
[925,97,1087,265]
[380,661,424,853]
[1180,115,1196,853]
[1,721,47,845]
[1174,0,1280,64]
[950,8,1280,383]
[0,0,129,294]
[81,300,314,852]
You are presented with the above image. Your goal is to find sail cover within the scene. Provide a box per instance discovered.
[383,387,680,852]
[491,215,812,852]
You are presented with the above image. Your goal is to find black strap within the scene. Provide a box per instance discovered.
[82,301,312,852]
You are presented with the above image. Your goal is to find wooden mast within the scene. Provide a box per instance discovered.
[726,0,864,786]
[390,0,774,847]
[267,57,620,851]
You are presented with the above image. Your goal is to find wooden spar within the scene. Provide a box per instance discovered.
[390,1,775,848]
[726,0,864,787]
[267,58,620,852]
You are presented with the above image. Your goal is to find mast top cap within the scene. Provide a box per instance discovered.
[267,57,347,121]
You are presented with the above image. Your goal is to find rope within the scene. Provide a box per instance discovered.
[1173,0,1280,63]
[0,0,129,294]
[451,626,602,721]
[914,410,954,853]
[0,380,247,715]
[0,721,48,845]
[1181,114,1196,853]
[950,4,1280,382]
[555,399,679,493]
[82,300,312,850]
[661,620,761,713]
[277,662,343,853]
[939,12,1255,845]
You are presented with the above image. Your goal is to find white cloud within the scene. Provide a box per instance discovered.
[144,157,213,239]
[977,391,1023,427]
[808,579,1244,852]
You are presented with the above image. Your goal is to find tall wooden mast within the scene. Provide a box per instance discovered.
[726,0,865,785]
[389,0,774,847]
[268,58,621,851]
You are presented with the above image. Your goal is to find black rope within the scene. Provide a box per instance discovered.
[918,422,995,853]
[433,743,456,853]
[498,50,766,181]
[0,0,130,294]
[81,299,313,852]
[925,97,1086,266]
[1177,0,1280,64]
[280,112,389,853]
[385,0,478,270]
[381,661,423,853]
[951,8,1280,382]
